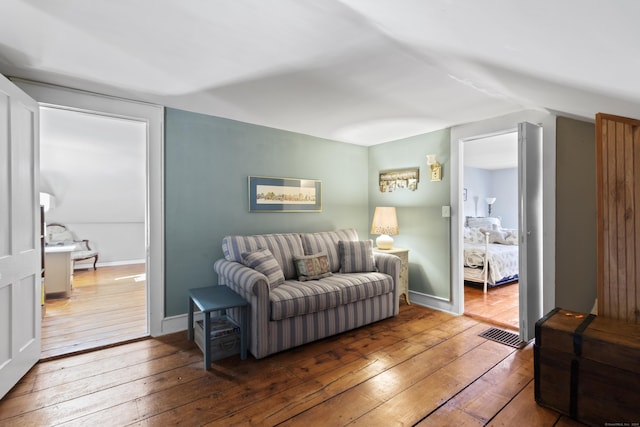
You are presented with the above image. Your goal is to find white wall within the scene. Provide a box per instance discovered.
[463,167,490,218]
[490,168,518,229]
[40,107,146,265]
[464,166,518,229]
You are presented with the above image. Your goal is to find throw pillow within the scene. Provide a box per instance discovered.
[338,240,377,273]
[292,252,332,281]
[241,248,285,289]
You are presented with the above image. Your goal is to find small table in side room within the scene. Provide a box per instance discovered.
[373,247,410,304]
[188,285,248,370]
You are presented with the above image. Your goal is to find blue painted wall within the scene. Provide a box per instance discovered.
[165,108,369,316]
[464,167,518,229]
[490,168,518,229]
[368,129,452,300]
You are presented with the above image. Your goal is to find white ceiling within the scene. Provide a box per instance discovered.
[2,0,640,146]
[464,132,518,170]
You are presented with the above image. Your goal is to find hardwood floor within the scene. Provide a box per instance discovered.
[464,282,519,331]
[41,264,147,360]
[2,303,586,426]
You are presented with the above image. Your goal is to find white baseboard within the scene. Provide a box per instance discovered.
[158,312,209,336]
[408,290,459,316]
[74,259,145,270]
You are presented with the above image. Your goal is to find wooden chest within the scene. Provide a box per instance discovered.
[534,308,640,426]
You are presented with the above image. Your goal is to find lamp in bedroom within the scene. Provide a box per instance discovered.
[486,197,496,216]
[371,206,398,250]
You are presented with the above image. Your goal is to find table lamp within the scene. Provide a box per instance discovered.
[486,197,496,216]
[371,206,398,250]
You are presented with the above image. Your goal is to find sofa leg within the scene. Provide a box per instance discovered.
[93,255,98,270]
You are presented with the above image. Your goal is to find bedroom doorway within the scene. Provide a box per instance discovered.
[40,106,149,358]
[462,131,520,330]
[460,122,543,342]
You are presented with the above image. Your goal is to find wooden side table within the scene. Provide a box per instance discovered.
[374,247,410,304]
[188,285,248,369]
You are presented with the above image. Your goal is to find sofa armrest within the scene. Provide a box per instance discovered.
[213,258,271,358]
[375,252,402,312]
[214,258,270,298]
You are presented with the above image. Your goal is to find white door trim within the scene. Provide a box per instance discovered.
[448,110,557,317]
[13,79,166,337]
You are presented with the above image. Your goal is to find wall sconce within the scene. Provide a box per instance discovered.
[486,197,496,216]
[426,154,441,181]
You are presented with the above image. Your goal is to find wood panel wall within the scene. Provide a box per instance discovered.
[596,113,640,323]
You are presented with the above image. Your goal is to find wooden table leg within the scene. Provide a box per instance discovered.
[240,306,247,360]
[203,311,211,370]
[187,297,194,341]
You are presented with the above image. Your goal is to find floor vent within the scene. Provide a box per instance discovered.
[479,327,526,349]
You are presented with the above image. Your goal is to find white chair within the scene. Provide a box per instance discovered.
[46,223,99,269]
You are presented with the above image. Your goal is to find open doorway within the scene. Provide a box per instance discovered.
[461,132,519,330]
[40,106,148,358]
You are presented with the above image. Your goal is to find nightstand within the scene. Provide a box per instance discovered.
[374,247,410,304]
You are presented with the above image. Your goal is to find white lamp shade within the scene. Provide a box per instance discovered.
[485,197,496,205]
[371,207,398,249]
[371,207,398,236]
[40,192,56,212]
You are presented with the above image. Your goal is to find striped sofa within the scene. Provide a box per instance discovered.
[213,229,401,359]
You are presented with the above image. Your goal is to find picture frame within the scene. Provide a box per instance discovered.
[248,176,322,212]
[378,167,420,192]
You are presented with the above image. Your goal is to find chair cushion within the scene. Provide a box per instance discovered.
[338,240,377,273]
[71,250,98,261]
[241,248,285,289]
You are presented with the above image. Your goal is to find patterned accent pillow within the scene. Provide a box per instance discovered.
[292,252,332,281]
[338,240,377,273]
[241,248,285,289]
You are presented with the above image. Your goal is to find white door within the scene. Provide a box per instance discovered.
[518,122,543,341]
[0,74,40,399]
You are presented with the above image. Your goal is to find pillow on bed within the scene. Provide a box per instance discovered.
[465,227,488,244]
[467,216,501,230]
[480,228,519,245]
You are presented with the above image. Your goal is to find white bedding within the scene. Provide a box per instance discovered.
[464,241,519,285]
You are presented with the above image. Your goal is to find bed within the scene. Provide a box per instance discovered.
[464,217,519,293]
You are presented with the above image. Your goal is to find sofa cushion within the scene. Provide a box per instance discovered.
[269,280,343,321]
[293,252,332,281]
[300,229,359,273]
[241,248,285,289]
[222,233,304,280]
[338,240,377,273]
[323,272,395,304]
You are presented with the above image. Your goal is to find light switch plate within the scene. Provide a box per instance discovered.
[442,205,451,217]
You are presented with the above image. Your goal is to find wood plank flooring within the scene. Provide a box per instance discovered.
[2,303,586,426]
[41,264,147,360]
[464,282,519,331]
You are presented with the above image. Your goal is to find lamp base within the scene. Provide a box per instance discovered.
[376,235,394,250]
